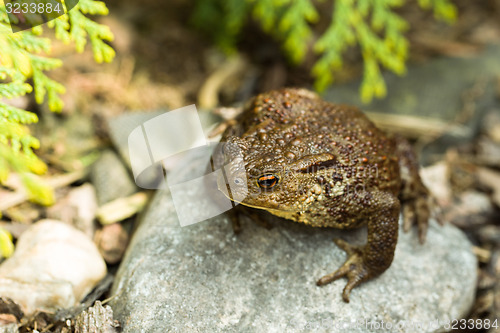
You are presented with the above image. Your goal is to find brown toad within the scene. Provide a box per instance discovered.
[212,88,433,302]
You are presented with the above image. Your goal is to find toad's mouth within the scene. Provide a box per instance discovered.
[217,187,285,211]
[239,201,301,221]
[216,181,298,217]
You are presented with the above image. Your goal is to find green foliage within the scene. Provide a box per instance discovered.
[252,0,319,64]
[191,0,250,53]
[193,0,457,102]
[0,0,114,206]
[0,227,14,258]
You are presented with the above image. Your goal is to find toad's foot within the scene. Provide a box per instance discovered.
[316,239,370,303]
[402,194,432,244]
[316,191,399,303]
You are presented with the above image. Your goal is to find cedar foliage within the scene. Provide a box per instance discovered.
[0,0,114,206]
[0,0,114,257]
[192,0,457,102]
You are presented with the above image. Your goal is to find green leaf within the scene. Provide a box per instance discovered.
[252,0,278,32]
[78,0,109,15]
[0,227,14,259]
[32,67,66,111]
[11,32,51,54]
[0,102,37,124]
[21,172,55,206]
[418,0,457,23]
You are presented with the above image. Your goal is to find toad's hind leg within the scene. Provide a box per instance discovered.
[394,136,434,243]
[317,192,399,303]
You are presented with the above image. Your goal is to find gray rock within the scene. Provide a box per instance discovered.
[107,110,165,172]
[91,150,137,205]
[107,110,221,190]
[110,186,477,333]
[107,110,221,170]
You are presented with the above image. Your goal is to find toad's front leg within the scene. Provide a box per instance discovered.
[317,192,400,302]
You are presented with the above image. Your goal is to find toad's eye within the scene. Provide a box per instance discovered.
[257,174,279,189]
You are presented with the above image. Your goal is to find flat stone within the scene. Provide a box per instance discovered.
[91,150,137,205]
[110,186,477,332]
[107,110,221,190]
[107,110,220,170]
[0,220,107,317]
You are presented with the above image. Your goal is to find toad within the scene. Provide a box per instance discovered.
[212,88,434,302]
